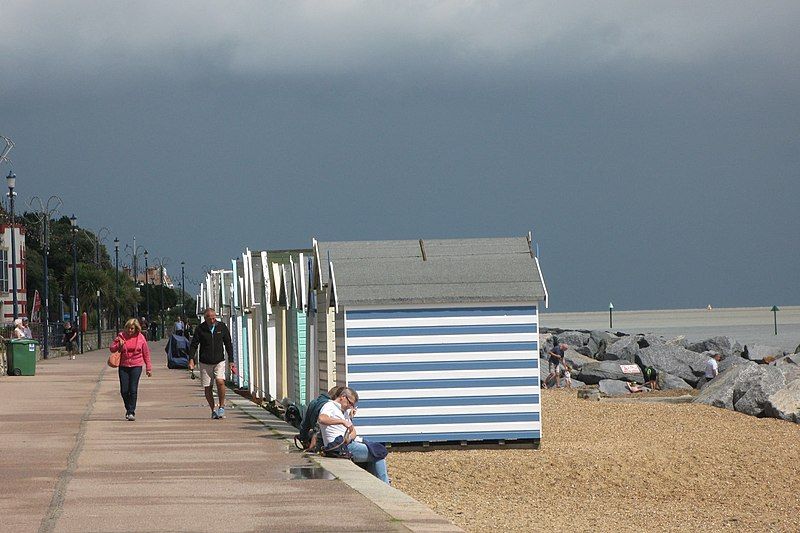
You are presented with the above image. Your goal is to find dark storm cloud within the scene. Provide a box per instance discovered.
[1,2,798,310]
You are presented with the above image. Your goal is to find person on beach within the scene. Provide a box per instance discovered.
[189,308,236,419]
[110,318,152,421]
[704,352,722,385]
[545,343,568,388]
[562,364,573,389]
[63,321,78,359]
[642,365,659,390]
[317,387,390,484]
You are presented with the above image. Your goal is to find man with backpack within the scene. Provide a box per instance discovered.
[296,386,343,451]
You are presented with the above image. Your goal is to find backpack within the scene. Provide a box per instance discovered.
[294,393,331,450]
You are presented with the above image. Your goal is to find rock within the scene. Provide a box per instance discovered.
[569,379,586,388]
[658,372,693,391]
[539,333,555,357]
[742,345,785,362]
[598,379,634,396]
[601,335,639,362]
[717,353,750,374]
[733,365,786,417]
[587,330,619,356]
[775,355,800,383]
[577,360,644,385]
[577,388,600,401]
[574,346,594,357]
[562,349,595,371]
[637,344,709,387]
[776,354,800,366]
[694,363,758,411]
[764,379,800,423]
[685,336,743,358]
[553,331,589,348]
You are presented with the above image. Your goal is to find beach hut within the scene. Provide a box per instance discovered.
[313,236,548,446]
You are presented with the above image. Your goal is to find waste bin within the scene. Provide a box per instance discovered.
[6,339,39,376]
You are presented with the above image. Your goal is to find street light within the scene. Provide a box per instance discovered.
[7,171,18,320]
[114,237,120,331]
[153,256,168,340]
[181,261,185,319]
[70,214,81,353]
[144,250,150,322]
[125,237,144,317]
[28,195,62,358]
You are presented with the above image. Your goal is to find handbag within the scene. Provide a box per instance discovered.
[364,440,389,461]
[107,352,120,368]
[321,436,353,459]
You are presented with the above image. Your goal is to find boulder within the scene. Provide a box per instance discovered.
[776,354,800,366]
[553,331,589,348]
[732,365,786,417]
[764,379,800,423]
[742,345,785,363]
[658,372,693,391]
[574,346,594,357]
[569,379,586,388]
[694,363,758,411]
[577,360,644,385]
[637,344,709,387]
[717,353,750,374]
[598,379,634,396]
[587,330,619,356]
[539,333,555,357]
[685,336,743,358]
[562,349,595,371]
[775,356,800,383]
[600,335,639,362]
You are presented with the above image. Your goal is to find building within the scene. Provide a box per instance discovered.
[313,236,548,446]
[0,223,27,323]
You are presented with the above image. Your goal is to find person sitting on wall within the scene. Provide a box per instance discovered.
[317,387,390,484]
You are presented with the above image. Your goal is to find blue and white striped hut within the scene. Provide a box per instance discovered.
[313,235,548,446]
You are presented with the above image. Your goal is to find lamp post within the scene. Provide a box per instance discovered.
[125,237,143,318]
[70,215,81,353]
[28,196,62,358]
[609,302,614,329]
[96,289,101,349]
[91,227,109,349]
[154,257,168,340]
[144,250,150,322]
[181,261,185,319]
[7,171,18,320]
[114,237,120,331]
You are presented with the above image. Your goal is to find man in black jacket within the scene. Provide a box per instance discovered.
[189,308,237,419]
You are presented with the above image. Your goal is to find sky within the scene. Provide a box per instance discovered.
[1,1,798,312]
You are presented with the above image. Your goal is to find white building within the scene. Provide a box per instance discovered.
[0,223,27,324]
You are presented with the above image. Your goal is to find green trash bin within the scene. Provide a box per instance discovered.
[6,339,39,376]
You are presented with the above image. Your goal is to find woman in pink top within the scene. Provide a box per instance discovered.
[111,318,153,421]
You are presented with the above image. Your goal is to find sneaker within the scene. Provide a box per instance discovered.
[216,406,225,419]
[128,414,135,421]
[125,413,132,421]
[211,409,219,419]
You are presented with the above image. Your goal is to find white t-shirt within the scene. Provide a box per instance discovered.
[705,358,719,378]
[319,400,348,445]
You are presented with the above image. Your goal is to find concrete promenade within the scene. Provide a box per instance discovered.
[0,343,462,533]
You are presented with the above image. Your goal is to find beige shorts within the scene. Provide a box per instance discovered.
[199,361,226,387]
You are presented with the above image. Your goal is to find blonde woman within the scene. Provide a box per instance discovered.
[110,318,153,421]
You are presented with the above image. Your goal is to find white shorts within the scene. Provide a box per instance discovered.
[199,361,226,387]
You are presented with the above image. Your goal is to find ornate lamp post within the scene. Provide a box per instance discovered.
[7,171,18,320]
[28,196,62,358]
[114,237,120,331]
[125,237,144,318]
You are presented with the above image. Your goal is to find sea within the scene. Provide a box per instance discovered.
[541,306,800,352]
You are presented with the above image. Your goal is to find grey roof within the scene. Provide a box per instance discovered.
[316,237,546,307]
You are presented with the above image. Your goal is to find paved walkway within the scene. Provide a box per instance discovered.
[0,343,461,533]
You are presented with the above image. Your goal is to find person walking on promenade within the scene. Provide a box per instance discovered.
[188,308,236,419]
[173,316,185,335]
[12,317,32,339]
[63,321,78,359]
[545,343,568,389]
[318,387,390,484]
[110,318,152,421]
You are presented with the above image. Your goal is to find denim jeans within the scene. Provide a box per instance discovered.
[347,440,389,483]
[119,365,143,415]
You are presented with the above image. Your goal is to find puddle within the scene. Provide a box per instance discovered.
[287,466,335,480]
